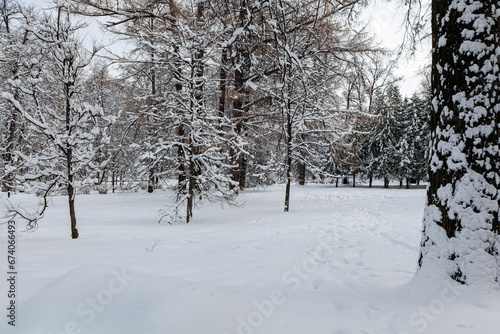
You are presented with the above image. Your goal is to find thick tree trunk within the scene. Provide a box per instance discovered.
[352,173,356,188]
[384,177,389,188]
[406,178,410,189]
[369,176,373,188]
[419,0,500,287]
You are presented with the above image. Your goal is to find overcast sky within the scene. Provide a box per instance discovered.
[362,0,431,96]
[22,0,431,96]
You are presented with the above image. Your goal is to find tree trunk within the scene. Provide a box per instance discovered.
[2,109,16,192]
[219,47,228,118]
[64,79,78,239]
[177,125,186,193]
[68,183,78,239]
[67,148,78,239]
[352,173,356,188]
[369,176,373,188]
[419,0,500,286]
[239,155,246,189]
[112,165,115,194]
[384,177,389,188]
[186,152,194,224]
[298,163,306,186]
[148,168,155,193]
[172,22,185,193]
[406,178,410,189]
[230,2,251,190]
[284,108,292,212]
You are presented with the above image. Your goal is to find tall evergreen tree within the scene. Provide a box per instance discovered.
[359,84,404,187]
[398,91,430,187]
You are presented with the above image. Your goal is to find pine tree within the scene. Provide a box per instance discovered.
[360,84,404,188]
[398,91,430,188]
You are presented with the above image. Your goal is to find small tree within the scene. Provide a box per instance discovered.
[1,3,108,238]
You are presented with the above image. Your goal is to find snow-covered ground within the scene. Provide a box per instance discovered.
[1,184,499,334]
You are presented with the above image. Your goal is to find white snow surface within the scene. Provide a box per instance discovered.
[1,184,500,334]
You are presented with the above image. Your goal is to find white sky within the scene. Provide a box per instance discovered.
[23,0,431,97]
[362,1,431,96]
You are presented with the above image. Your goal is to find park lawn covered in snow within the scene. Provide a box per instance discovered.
[1,184,500,334]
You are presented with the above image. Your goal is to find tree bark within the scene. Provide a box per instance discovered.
[67,147,78,239]
[419,0,500,286]
[219,47,228,118]
[298,163,306,186]
[148,168,155,193]
[284,107,292,212]
[64,73,78,239]
[2,109,16,192]
[186,147,194,224]
[112,164,115,194]
[230,1,251,190]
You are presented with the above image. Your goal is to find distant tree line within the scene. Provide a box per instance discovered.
[0,0,430,236]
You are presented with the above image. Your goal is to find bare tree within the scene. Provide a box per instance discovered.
[1,3,108,238]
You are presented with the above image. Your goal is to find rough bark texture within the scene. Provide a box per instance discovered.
[419,0,500,287]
